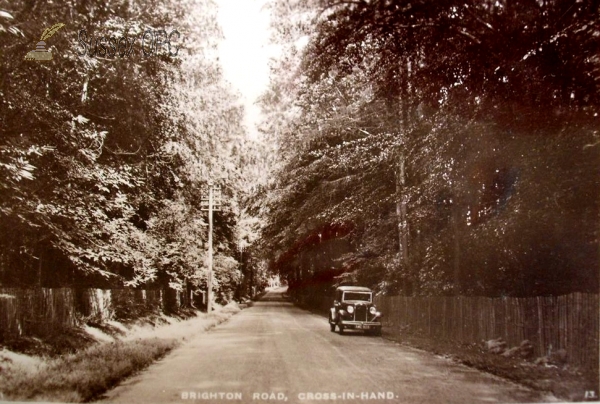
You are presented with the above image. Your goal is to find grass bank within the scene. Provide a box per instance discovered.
[0,302,242,402]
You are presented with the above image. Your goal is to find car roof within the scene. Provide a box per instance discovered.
[336,286,372,292]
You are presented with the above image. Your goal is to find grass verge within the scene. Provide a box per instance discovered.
[0,338,178,402]
[0,302,242,402]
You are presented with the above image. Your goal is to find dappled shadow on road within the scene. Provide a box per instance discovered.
[256,287,290,303]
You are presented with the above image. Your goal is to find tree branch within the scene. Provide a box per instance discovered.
[319,0,366,16]
[105,145,142,156]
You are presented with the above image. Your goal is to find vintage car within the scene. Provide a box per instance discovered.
[329,286,382,335]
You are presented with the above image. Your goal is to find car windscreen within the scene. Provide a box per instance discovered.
[343,292,371,302]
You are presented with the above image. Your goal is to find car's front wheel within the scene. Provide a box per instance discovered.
[329,315,336,332]
[337,322,344,335]
[367,328,382,336]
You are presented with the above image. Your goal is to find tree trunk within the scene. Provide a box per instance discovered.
[452,204,461,294]
[396,56,411,292]
[396,154,408,265]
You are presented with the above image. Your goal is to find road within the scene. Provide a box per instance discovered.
[100,287,557,404]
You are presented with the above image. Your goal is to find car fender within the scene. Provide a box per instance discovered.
[330,308,337,322]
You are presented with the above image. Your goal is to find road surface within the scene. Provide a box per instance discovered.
[100,287,557,404]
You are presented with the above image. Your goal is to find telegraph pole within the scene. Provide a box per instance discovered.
[201,183,221,312]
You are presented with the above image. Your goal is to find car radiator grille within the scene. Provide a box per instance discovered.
[354,305,368,322]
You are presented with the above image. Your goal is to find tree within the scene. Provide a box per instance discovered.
[0,0,255,304]
[260,0,599,298]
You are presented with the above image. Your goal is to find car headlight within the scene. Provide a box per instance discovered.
[347,305,354,314]
[369,307,377,315]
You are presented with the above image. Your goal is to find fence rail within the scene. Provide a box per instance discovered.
[374,293,599,369]
[0,287,196,342]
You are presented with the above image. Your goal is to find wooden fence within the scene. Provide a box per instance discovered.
[374,293,599,369]
[0,287,196,342]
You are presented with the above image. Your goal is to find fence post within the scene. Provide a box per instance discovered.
[537,296,544,356]
[428,298,431,337]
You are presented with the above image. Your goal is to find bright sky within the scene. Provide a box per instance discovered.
[217,0,278,140]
